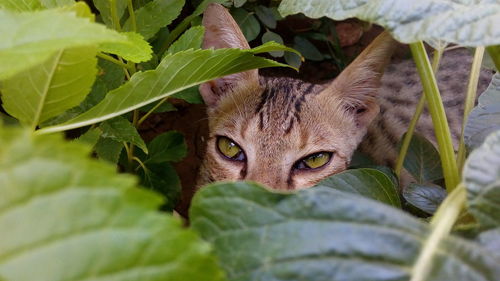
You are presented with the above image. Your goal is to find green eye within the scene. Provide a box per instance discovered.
[217,136,245,161]
[296,152,332,170]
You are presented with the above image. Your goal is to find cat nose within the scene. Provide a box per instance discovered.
[244,170,290,190]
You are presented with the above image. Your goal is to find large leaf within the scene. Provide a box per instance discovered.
[37,42,294,133]
[0,4,151,79]
[402,133,443,183]
[464,73,500,149]
[99,31,152,63]
[99,116,148,153]
[123,0,184,40]
[1,47,98,128]
[145,131,187,164]
[191,182,500,281]
[167,26,205,55]
[278,0,500,46]
[231,8,260,42]
[139,162,182,211]
[41,58,125,126]
[40,0,75,8]
[0,0,42,11]
[315,168,401,208]
[0,127,226,281]
[93,0,127,27]
[403,183,447,214]
[464,130,500,229]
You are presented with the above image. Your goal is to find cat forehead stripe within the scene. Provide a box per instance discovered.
[256,77,322,133]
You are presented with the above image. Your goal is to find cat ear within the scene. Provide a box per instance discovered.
[323,32,397,127]
[199,3,259,107]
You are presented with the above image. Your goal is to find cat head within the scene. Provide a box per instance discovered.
[198,3,396,190]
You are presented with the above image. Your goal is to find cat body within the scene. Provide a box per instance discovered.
[195,3,493,192]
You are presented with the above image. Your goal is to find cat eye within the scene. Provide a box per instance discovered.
[295,152,332,170]
[216,136,246,161]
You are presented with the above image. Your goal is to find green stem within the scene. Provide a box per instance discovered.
[137,97,168,125]
[97,53,133,70]
[394,49,443,178]
[457,47,485,172]
[410,184,466,281]
[132,156,148,172]
[123,141,133,169]
[409,42,460,192]
[126,0,136,32]
[110,0,122,31]
[486,45,500,71]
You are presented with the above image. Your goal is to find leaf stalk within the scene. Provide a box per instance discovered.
[395,49,443,178]
[457,47,485,172]
[409,42,459,192]
[410,184,466,281]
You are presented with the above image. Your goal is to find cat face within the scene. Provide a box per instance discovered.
[197,3,396,190]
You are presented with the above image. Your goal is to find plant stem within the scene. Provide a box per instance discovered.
[457,47,485,172]
[126,0,136,32]
[410,184,466,281]
[123,141,133,168]
[486,45,500,71]
[110,0,122,31]
[137,97,168,125]
[132,156,148,172]
[394,49,443,178]
[97,53,133,70]
[409,42,459,192]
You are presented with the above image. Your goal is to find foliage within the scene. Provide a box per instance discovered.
[0,126,226,281]
[228,0,349,72]
[1,0,500,280]
[190,181,500,281]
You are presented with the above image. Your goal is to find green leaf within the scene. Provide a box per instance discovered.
[139,162,181,211]
[403,183,447,214]
[294,36,323,61]
[0,5,149,79]
[278,0,500,46]
[99,31,152,63]
[464,73,500,149]
[464,130,500,229]
[123,0,184,40]
[100,116,148,153]
[478,228,500,259]
[261,31,284,57]
[233,0,245,8]
[0,0,42,11]
[284,51,302,69]
[93,0,127,27]
[254,5,276,29]
[171,86,204,104]
[40,0,75,8]
[191,182,500,281]
[41,58,125,126]
[231,8,260,42]
[315,168,401,208]
[0,127,226,281]
[402,133,443,183]
[37,43,293,133]
[76,127,102,147]
[167,26,205,55]
[1,46,98,128]
[145,131,186,164]
[94,136,124,163]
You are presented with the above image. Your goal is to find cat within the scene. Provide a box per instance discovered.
[193,3,494,193]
